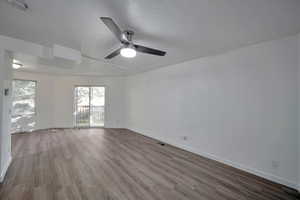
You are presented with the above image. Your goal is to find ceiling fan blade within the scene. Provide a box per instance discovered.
[105,48,121,59]
[100,17,125,43]
[134,44,166,56]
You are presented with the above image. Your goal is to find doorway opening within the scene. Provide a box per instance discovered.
[74,86,105,127]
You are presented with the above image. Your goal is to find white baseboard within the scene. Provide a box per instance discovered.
[177,142,298,190]
[12,127,123,134]
[127,128,298,190]
[0,155,12,183]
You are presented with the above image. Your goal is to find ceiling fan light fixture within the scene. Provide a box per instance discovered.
[120,46,136,58]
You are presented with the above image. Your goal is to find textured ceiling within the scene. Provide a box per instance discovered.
[1,0,300,76]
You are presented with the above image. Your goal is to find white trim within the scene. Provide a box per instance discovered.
[0,155,12,183]
[127,128,298,190]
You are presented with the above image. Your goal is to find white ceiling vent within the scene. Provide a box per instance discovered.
[7,0,28,11]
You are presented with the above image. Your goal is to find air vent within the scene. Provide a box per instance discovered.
[158,142,165,146]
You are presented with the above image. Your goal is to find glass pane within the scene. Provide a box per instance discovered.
[11,80,36,133]
[90,87,105,127]
[75,87,90,127]
[75,87,90,106]
[13,80,36,98]
[13,99,35,116]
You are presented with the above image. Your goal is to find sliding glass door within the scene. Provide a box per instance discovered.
[74,86,105,127]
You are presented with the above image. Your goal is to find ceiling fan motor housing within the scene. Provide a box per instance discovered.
[123,30,134,42]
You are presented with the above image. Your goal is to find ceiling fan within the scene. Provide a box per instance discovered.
[100,17,166,59]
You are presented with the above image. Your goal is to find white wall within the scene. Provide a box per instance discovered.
[13,71,126,130]
[298,33,300,191]
[0,50,13,182]
[125,35,299,189]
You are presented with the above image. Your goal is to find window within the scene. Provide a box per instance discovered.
[11,80,37,133]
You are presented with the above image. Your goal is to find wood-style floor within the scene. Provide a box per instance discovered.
[0,128,297,200]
